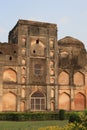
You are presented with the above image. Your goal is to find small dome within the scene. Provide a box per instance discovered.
[58,36,84,48]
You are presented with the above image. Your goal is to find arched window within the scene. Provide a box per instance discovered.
[31,91,45,111]
[34,64,43,76]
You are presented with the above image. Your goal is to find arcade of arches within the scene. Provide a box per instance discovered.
[1,68,87,111]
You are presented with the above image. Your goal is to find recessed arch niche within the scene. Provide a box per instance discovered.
[50,40,54,48]
[21,35,26,46]
[51,89,55,98]
[3,68,17,83]
[74,72,84,86]
[30,39,45,56]
[2,92,16,111]
[22,59,26,65]
[21,49,26,56]
[59,92,70,110]
[20,101,25,112]
[21,88,25,98]
[58,71,69,85]
[74,92,85,110]
[51,101,55,111]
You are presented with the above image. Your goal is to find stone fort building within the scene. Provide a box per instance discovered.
[0,19,87,112]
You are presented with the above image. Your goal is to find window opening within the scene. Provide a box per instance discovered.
[9,56,12,60]
[34,64,42,76]
[0,51,3,54]
[36,39,39,44]
[33,50,36,54]
[31,91,45,111]
[14,51,16,54]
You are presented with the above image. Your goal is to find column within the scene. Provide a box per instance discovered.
[46,85,51,110]
[17,85,21,112]
[70,87,75,110]
[55,85,58,110]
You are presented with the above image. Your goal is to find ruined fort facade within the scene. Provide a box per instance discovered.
[0,19,87,112]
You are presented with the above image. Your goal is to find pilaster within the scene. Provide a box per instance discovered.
[46,85,51,110]
[70,87,75,110]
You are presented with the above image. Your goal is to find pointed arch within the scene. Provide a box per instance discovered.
[59,92,70,110]
[31,91,46,111]
[74,92,85,110]
[2,92,16,111]
[74,71,85,86]
[3,68,17,83]
[58,71,69,85]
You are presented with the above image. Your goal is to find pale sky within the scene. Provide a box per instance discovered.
[0,0,87,48]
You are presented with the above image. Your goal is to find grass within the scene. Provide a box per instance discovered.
[0,120,68,130]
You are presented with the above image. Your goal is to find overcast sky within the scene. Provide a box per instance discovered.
[0,0,87,48]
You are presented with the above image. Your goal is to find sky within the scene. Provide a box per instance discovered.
[0,0,87,48]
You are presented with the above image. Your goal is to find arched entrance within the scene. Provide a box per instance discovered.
[31,91,45,111]
[74,92,85,110]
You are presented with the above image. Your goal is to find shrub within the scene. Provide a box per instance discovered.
[83,109,87,116]
[0,112,59,121]
[69,112,81,123]
[59,109,65,120]
[65,122,86,130]
[79,110,87,128]
[39,123,87,130]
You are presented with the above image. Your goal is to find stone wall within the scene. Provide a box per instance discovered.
[0,20,87,112]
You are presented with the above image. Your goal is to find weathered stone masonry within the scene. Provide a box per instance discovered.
[0,19,87,112]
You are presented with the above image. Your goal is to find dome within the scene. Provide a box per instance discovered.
[58,36,84,48]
